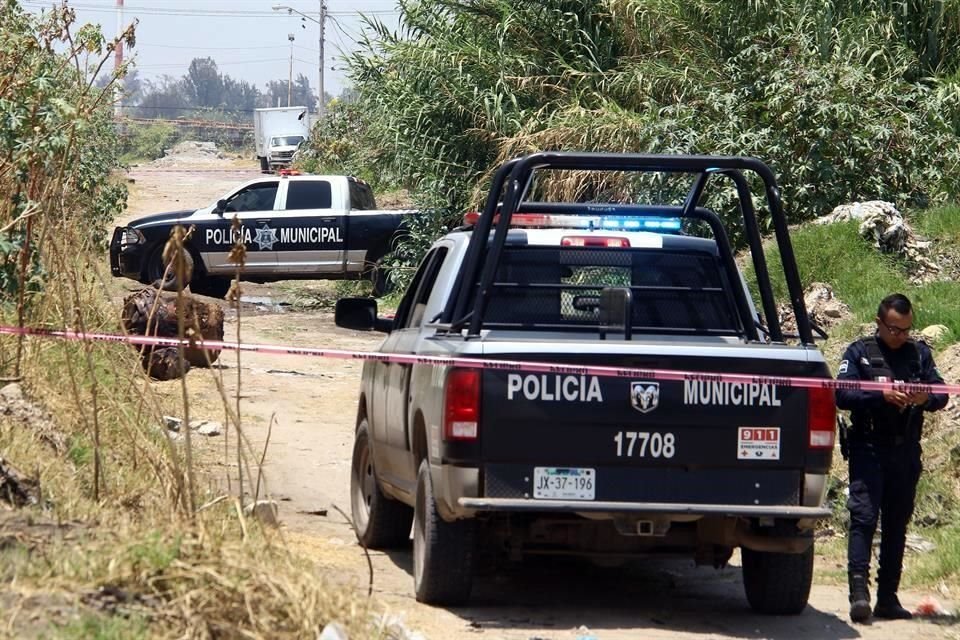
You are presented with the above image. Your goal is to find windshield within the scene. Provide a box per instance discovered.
[270,136,304,147]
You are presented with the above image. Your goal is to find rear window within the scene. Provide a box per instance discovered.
[349,181,377,210]
[286,180,332,210]
[475,246,743,335]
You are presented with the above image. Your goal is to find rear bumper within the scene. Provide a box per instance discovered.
[458,497,831,519]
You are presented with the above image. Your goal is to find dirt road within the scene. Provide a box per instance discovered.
[117,159,960,640]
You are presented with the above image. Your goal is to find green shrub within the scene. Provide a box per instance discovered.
[319,0,960,274]
[0,2,131,295]
[120,122,178,162]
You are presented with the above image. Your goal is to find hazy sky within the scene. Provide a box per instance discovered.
[20,0,403,98]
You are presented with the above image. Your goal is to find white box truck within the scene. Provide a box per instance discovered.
[253,106,311,173]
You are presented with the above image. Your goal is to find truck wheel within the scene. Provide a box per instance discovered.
[146,245,193,292]
[259,157,269,173]
[413,458,475,605]
[191,277,232,299]
[350,421,413,549]
[741,544,814,615]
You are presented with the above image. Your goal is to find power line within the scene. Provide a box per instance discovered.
[20,1,399,17]
[137,42,289,51]
[134,58,290,69]
[119,105,258,113]
[328,14,366,43]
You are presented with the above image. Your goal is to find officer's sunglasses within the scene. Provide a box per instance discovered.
[883,322,912,337]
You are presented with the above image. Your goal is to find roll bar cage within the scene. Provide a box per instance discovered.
[439,152,814,346]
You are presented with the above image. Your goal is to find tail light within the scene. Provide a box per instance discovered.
[444,369,480,441]
[807,387,836,449]
[561,236,630,248]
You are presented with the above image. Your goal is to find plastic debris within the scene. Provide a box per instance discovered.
[913,595,950,617]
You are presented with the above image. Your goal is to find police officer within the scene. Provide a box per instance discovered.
[836,293,948,623]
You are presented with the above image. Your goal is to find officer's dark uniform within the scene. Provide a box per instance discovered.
[836,335,948,611]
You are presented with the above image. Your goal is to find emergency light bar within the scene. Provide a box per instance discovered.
[462,211,682,232]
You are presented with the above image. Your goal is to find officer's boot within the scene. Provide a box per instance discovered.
[873,593,912,620]
[848,572,871,623]
[876,553,912,619]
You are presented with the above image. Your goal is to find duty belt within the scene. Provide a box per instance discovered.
[850,416,920,447]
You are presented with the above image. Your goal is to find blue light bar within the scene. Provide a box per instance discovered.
[463,211,683,233]
[592,216,682,233]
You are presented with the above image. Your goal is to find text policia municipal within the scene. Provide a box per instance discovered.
[506,374,783,407]
[205,225,343,246]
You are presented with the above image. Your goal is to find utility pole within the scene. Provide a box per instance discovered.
[273,4,325,116]
[288,33,295,107]
[318,0,326,116]
[114,0,124,117]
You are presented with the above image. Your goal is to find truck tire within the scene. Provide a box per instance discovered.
[413,458,475,605]
[370,259,393,298]
[259,156,269,173]
[146,245,193,292]
[741,544,814,615]
[350,421,413,549]
[190,277,232,299]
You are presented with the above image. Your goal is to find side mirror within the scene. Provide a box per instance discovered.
[335,298,392,333]
[213,199,227,215]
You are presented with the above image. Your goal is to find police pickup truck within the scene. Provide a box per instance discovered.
[335,153,837,614]
[110,173,412,297]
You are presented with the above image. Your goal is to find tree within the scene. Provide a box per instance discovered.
[222,76,260,114]
[294,74,318,111]
[95,68,142,108]
[263,73,317,110]
[186,57,224,108]
[134,75,192,119]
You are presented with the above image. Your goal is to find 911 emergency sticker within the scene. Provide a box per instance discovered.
[738,427,780,460]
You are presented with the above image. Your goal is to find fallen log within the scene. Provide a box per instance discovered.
[121,288,224,379]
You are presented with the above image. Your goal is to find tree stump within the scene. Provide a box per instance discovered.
[121,288,225,379]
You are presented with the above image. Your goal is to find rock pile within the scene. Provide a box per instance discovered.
[816,200,941,283]
[150,141,227,167]
[777,282,852,336]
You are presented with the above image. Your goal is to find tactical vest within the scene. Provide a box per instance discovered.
[855,335,923,438]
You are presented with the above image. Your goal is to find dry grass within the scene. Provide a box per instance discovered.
[0,230,382,639]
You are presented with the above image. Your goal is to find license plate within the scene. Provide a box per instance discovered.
[533,467,595,500]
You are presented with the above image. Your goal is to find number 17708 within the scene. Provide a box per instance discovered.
[613,431,676,458]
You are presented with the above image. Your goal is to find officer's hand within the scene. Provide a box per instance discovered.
[882,389,911,409]
[908,391,929,407]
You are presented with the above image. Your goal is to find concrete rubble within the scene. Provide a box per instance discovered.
[150,141,228,167]
[920,324,953,347]
[777,282,852,336]
[243,500,279,527]
[317,616,428,640]
[161,416,223,437]
[0,383,66,453]
[816,200,941,283]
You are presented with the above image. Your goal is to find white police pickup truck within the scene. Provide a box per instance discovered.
[110,173,413,297]
[335,152,836,614]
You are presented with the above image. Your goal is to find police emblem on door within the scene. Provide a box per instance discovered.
[630,381,660,413]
